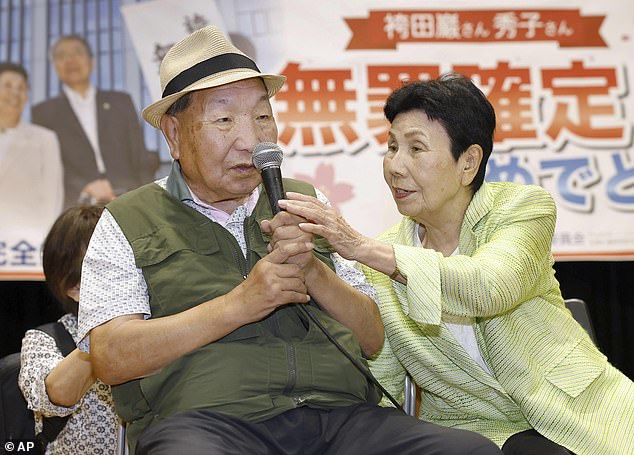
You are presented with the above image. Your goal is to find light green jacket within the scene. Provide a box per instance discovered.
[366,181,634,454]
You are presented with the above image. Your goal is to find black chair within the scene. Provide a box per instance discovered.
[403,375,416,416]
[118,423,129,455]
[564,298,597,344]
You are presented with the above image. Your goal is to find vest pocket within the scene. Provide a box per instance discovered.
[131,226,219,267]
[131,226,245,315]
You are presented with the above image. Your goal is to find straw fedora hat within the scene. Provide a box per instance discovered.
[142,25,286,128]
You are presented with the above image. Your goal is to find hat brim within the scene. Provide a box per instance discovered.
[142,69,286,129]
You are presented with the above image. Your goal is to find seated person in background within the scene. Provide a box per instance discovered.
[278,74,634,455]
[0,62,63,243]
[77,26,500,455]
[32,35,154,209]
[19,205,121,455]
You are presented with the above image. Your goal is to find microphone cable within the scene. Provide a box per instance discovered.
[295,303,404,412]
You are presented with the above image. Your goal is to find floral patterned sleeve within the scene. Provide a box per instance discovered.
[18,325,81,418]
[18,314,120,454]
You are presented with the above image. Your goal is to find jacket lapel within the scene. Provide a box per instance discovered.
[60,93,93,152]
[391,184,508,393]
[96,91,111,154]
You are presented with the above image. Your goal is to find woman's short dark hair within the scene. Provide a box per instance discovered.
[42,205,103,315]
[383,73,496,193]
[0,62,28,83]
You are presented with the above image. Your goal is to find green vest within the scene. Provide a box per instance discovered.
[107,176,378,451]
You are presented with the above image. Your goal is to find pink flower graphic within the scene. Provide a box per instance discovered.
[293,162,354,211]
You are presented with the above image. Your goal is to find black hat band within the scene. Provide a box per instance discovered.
[162,53,261,98]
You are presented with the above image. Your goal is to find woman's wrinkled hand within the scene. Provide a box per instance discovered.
[277,192,368,261]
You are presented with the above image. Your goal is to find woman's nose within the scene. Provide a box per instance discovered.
[387,150,406,176]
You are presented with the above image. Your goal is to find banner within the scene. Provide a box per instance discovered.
[2,0,632,281]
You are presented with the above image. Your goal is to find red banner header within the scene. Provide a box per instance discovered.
[345,9,606,49]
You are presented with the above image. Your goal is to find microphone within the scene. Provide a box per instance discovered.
[252,142,286,214]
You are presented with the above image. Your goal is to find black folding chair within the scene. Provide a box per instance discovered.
[564,298,597,344]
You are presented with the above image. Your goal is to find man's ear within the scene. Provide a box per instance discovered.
[461,144,483,186]
[160,115,181,160]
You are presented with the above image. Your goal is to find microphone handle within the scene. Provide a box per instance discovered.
[261,167,286,215]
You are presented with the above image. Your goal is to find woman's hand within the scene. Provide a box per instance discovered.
[279,192,402,281]
[278,192,368,261]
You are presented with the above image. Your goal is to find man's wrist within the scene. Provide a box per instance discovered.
[303,255,325,291]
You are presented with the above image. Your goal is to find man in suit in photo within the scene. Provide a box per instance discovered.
[32,35,155,209]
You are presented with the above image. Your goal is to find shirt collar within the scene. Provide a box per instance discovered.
[62,84,95,103]
[462,181,494,231]
[0,120,21,135]
[165,160,260,219]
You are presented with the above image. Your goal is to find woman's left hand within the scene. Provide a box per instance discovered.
[278,192,368,261]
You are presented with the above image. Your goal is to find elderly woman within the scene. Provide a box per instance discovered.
[275,74,634,455]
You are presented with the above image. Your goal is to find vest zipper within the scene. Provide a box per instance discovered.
[283,343,298,400]
[243,216,299,401]
[233,248,247,280]
[241,217,252,279]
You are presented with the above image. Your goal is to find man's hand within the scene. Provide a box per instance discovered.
[262,196,385,355]
[261,210,316,272]
[81,178,116,203]
[226,243,312,325]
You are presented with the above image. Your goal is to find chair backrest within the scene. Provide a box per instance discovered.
[0,352,36,441]
[564,298,597,344]
[118,423,129,455]
[403,375,417,416]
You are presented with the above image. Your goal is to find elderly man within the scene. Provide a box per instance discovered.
[77,26,500,455]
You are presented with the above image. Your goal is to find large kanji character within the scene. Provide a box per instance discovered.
[493,12,520,39]
[384,13,411,40]
[455,62,537,147]
[275,63,359,149]
[10,240,38,267]
[435,13,461,39]
[542,61,627,145]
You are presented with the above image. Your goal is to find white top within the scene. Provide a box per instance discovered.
[78,176,377,350]
[0,121,63,246]
[63,84,105,174]
[413,227,493,376]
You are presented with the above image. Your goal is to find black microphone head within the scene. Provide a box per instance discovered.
[252,142,283,171]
